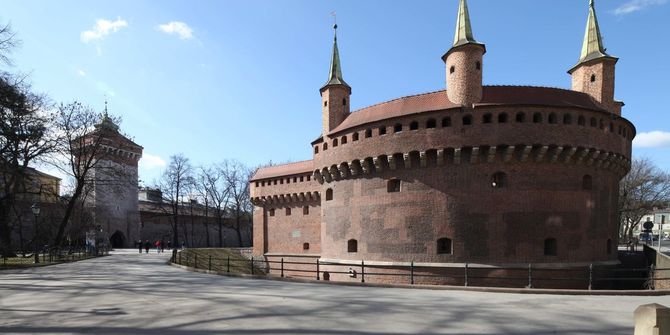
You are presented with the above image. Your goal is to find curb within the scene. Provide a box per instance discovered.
[168,261,670,296]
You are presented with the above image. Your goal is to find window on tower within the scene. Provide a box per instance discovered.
[476,61,481,70]
[450,66,455,74]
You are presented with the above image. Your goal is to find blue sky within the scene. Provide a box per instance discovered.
[1,0,669,186]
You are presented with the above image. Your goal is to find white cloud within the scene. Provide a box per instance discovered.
[139,153,167,170]
[614,0,668,15]
[77,69,87,77]
[157,21,193,40]
[633,131,670,148]
[81,18,128,43]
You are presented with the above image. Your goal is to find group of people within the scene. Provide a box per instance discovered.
[138,239,170,254]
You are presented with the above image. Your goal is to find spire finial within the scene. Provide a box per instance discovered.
[321,17,349,91]
[579,0,610,62]
[104,98,108,115]
[453,0,478,47]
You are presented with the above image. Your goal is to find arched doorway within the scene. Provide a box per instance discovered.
[110,231,126,248]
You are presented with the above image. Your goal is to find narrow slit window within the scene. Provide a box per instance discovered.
[437,238,453,254]
[303,206,309,215]
[544,238,557,256]
[348,239,358,252]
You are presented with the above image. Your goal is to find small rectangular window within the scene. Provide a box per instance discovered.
[269,208,275,217]
[303,206,309,215]
[286,207,291,216]
[387,179,401,193]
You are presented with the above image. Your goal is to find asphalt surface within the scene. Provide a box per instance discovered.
[1,249,669,335]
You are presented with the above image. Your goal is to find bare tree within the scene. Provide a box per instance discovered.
[158,154,193,249]
[51,102,126,246]
[619,157,670,241]
[220,160,252,246]
[0,22,21,67]
[199,165,230,247]
[0,74,53,256]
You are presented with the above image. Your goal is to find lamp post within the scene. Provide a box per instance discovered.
[31,203,41,263]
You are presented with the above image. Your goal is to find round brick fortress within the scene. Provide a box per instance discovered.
[312,87,633,266]
[250,0,633,287]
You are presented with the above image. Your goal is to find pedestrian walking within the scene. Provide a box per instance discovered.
[138,240,142,254]
[155,240,161,253]
[167,240,172,250]
[144,240,150,254]
[160,240,165,253]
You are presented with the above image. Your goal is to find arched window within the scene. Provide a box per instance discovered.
[324,100,328,107]
[333,138,338,147]
[437,238,453,254]
[348,239,358,252]
[498,113,508,123]
[491,172,507,188]
[303,243,310,250]
[607,239,613,255]
[326,188,333,201]
[379,126,387,135]
[578,116,585,126]
[353,132,359,141]
[483,113,493,124]
[442,117,451,127]
[323,143,328,151]
[462,115,472,125]
[341,136,348,144]
[365,129,372,138]
[387,179,401,193]
[426,119,437,129]
[450,66,455,74]
[410,121,419,130]
[314,146,319,154]
[394,123,403,133]
[563,114,572,125]
[544,238,557,256]
[516,112,526,123]
[533,113,542,123]
[590,74,596,82]
[342,98,347,106]
[582,175,593,190]
[548,113,557,124]
[590,117,597,127]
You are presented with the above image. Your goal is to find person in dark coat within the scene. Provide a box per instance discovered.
[138,240,143,253]
[144,240,150,253]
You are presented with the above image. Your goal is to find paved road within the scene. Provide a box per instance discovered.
[1,249,669,335]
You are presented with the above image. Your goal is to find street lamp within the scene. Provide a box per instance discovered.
[31,203,41,263]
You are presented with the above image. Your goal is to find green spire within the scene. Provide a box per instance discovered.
[322,24,349,90]
[579,0,610,62]
[453,0,478,47]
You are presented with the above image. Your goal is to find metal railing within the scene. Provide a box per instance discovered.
[0,246,110,268]
[171,252,663,290]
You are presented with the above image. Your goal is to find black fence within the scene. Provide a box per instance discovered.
[1,246,110,268]
[171,251,668,290]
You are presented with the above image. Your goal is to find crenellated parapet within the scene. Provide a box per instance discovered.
[312,144,630,185]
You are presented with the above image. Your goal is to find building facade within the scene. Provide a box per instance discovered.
[250,0,635,286]
[83,113,144,248]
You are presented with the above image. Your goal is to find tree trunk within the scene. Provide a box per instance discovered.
[54,183,85,247]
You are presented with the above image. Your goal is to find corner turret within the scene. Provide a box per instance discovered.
[442,0,486,107]
[568,0,621,114]
[320,24,351,135]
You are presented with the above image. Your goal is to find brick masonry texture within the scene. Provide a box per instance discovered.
[249,16,634,287]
